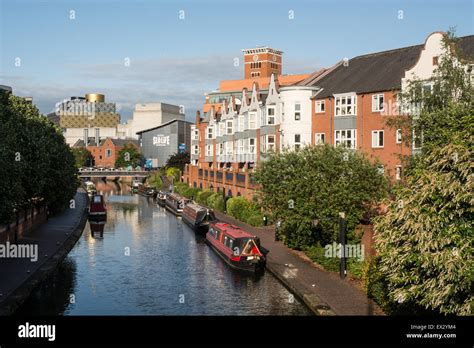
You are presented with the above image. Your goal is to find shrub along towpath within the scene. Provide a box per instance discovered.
[0,190,88,315]
[213,210,383,316]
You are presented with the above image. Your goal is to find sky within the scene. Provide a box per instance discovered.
[1,0,473,122]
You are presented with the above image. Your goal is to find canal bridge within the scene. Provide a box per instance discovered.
[78,169,149,178]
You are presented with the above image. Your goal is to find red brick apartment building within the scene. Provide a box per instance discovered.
[184,33,474,198]
[73,137,139,168]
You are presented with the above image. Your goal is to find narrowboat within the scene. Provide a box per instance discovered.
[88,194,107,218]
[182,203,216,234]
[137,183,156,197]
[157,191,167,207]
[206,222,267,274]
[165,192,190,216]
[85,181,96,196]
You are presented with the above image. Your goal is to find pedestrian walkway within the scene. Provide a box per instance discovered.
[0,191,88,315]
[213,210,383,315]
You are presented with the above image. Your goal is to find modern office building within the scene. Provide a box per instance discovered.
[184,33,474,199]
[118,103,185,139]
[137,119,192,168]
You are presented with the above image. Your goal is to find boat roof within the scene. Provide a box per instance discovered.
[212,222,255,239]
[185,203,207,212]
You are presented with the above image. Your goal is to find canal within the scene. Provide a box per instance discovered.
[18,181,311,315]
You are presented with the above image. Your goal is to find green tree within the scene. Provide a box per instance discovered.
[166,152,190,171]
[0,94,78,222]
[254,145,387,249]
[166,167,181,182]
[71,147,93,168]
[115,144,142,168]
[374,32,474,315]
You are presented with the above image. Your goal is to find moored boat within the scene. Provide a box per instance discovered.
[206,222,267,274]
[137,183,156,197]
[88,194,107,218]
[165,192,190,216]
[85,181,96,196]
[182,203,216,234]
[157,191,167,207]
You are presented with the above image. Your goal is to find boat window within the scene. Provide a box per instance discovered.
[215,230,221,240]
[229,239,234,250]
[93,196,101,203]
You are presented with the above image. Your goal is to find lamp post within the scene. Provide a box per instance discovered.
[339,212,347,279]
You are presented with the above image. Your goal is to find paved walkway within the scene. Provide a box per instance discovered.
[214,210,383,315]
[0,191,88,315]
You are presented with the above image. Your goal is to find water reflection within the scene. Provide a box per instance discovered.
[18,180,312,315]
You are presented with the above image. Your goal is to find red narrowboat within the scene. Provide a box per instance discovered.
[206,222,267,274]
[88,194,107,218]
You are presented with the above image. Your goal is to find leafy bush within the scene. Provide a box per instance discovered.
[254,144,387,249]
[226,197,251,221]
[196,190,214,205]
[246,213,264,227]
[166,167,181,182]
[207,193,225,212]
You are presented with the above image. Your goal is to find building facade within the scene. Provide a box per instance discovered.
[137,119,192,168]
[54,93,121,146]
[184,34,474,199]
[73,137,139,168]
[118,102,185,139]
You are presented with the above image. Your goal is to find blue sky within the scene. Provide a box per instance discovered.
[1,0,472,121]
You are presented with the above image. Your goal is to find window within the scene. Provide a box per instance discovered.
[372,94,384,112]
[226,120,233,134]
[192,128,199,141]
[218,143,224,156]
[335,129,356,149]
[238,115,244,132]
[371,130,384,148]
[315,100,325,113]
[192,145,199,155]
[219,122,225,136]
[335,95,357,116]
[261,135,275,153]
[249,112,257,129]
[396,166,402,180]
[225,141,233,155]
[294,102,301,120]
[206,144,213,156]
[432,56,439,66]
[248,138,256,154]
[105,149,112,158]
[267,107,275,125]
[237,139,244,155]
[315,133,325,145]
[294,134,301,150]
[396,129,402,144]
[206,126,213,139]
[377,165,384,175]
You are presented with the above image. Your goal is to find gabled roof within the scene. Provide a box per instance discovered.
[312,34,474,99]
[313,44,423,98]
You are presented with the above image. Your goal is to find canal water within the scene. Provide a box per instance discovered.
[18,181,311,315]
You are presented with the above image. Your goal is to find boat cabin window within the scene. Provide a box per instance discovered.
[93,196,102,203]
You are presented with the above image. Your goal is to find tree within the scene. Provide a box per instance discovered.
[71,147,93,168]
[0,94,78,222]
[115,144,142,168]
[374,32,474,315]
[166,167,181,182]
[254,145,387,249]
[165,152,190,171]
